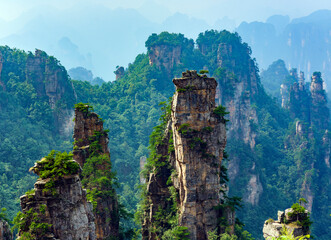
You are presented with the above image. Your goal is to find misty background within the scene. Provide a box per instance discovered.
[0,0,331,86]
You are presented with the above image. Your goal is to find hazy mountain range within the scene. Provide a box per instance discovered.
[0,4,330,87]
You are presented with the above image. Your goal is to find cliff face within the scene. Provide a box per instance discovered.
[310,72,329,129]
[143,70,228,240]
[148,45,181,73]
[288,81,310,123]
[73,104,119,240]
[216,42,258,149]
[172,71,227,239]
[0,219,12,240]
[26,49,76,134]
[114,66,124,80]
[263,208,310,239]
[17,152,96,240]
[73,106,109,167]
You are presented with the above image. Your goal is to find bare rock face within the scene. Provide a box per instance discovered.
[148,45,181,74]
[171,70,227,240]
[323,130,331,168]
[263,208,310,239]
[310,72,329,129]
[216,42,258,149]
[288,82,310,122]
[0,219,12,240]
[143,70,228,240]
[114,66,124,80]
[18,156,96,240]
[26,49,76,135]
[73,104,119,240]
[73,106,109,167]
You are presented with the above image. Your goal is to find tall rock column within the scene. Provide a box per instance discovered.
[171,70,227,239]
[310,72,329,129]
[73,104,119,240]
[17,151,96,240]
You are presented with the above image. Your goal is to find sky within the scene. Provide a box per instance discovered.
[1,0,331,24]
[0,0,331,81]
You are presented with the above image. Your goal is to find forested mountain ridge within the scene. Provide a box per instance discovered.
[0,30,330,239]
[0,47,75,222]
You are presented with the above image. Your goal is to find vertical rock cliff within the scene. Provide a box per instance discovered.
[145,32,194,78]
[310,72,329,129]
[26,49,76,134]
[0,219,12,240]
[73,104,119,240]
[263,207,310,239]
[142,70,228,240]
[214,40,258,149]
[17,151,96,240]
[171,70,227,239]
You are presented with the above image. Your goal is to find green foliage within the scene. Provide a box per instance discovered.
[32,151,80,179]
[162,226,190,240]
[199,70,209,74]
[74,102,93,113]
[13,208,52,239]
[267,225,310,240]
[146,32,194,49]
[0,208,9,222]
[214,105,230,120]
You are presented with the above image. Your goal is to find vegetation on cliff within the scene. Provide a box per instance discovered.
[0,29,330,240]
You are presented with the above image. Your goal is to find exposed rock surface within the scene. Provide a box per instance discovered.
[0,219,12,240]
[73,105,119,240]
[263,208,310,239]
[26,49,76,134]
[143,70,228,240]
[216,42,258,149]
[18,169,96,239]
[148,45,181,73]
[114,66,125,80]
[73,106,109,167]
[310,72,329,129]
[172,70,227,239]
[288,81,310,122]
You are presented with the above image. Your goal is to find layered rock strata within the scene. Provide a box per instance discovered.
[143,70,228,240]
[216,42,258,149]
[26,49,76,134]
[263,208,310,239]
[18,157,96,240]
[73,104,119,240]
[310,72,329,129]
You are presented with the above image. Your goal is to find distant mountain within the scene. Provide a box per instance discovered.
[0,3,212,81]
[236,9,331,90]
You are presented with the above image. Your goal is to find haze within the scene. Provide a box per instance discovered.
[0,0,330,80]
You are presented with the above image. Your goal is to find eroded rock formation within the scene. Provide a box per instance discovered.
[26,49,76,134]
[288,81,310,123]
[215,42,258,149]
[310,72,329,129]
[0,219,12,240]
[73,104,119,240]
[263,208,310,239]
[18,153,96,240]
[143,70,228,240]
[114,66,124,80]
[148,45,181,73]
